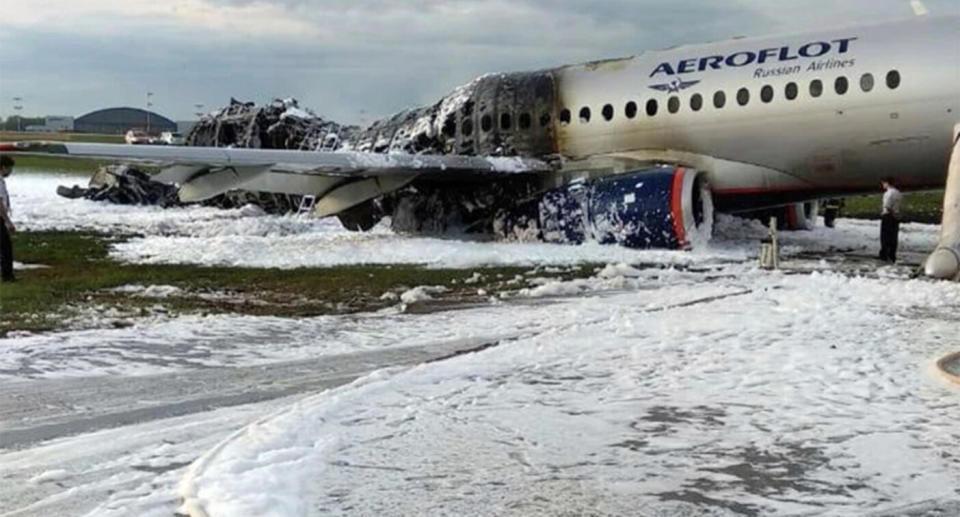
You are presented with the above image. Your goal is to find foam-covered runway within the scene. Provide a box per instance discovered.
[2,172,958,516]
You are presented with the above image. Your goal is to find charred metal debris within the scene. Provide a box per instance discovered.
[59,99,360,212]
[62,73,563,237]
[186,98,359,151]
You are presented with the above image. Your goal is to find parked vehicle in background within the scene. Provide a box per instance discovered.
[124,129,150,145]
[160,131,185,145]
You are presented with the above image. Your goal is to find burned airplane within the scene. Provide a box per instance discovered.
[3,13,959,264]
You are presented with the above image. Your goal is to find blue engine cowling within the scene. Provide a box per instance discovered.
[502,166,712,249]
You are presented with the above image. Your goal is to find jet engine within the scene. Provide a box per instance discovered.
[501,166,713,249]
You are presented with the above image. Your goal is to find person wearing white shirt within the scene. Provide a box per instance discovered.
[879,177,903,263]
[0,155,15,282]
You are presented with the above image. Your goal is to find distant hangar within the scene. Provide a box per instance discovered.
[75,107,176,135]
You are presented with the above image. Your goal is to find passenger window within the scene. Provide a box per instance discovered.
[646,99,659,116]
[625,101,638,119]
[860,73,874,92]
[481,115,492,132]
[518,113,531,130]
[690,93,703,111]
[713,91,726,108]
[737,88,750,106]
[579,107,591,123]
[809,79,823,98]
[500,113,512,130]
[559,109,571,125]
[886,70,900,89]
[540,113,551,127]
[602,104,614,121]
[462,119,473,136]
[835,76,849,95]
[668,96,680,114]
[785,82,798,100]
[760,85,773,103]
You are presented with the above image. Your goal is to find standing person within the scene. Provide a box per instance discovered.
[822,198,844,228]
[879,177,903,263]
[0,155,15,282]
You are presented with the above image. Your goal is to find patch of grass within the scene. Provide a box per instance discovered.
[1,131,124,144]
[2,131,128,175]
[0,231,599,335]
[9,155,107,175]
[842,191,943,224]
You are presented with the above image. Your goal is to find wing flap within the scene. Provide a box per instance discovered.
[314,175,418,217]
[178,166,271,202]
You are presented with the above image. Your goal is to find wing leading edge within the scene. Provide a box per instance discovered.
[0,141,553,210]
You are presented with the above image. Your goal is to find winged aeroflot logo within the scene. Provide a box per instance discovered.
[648,79,701,93]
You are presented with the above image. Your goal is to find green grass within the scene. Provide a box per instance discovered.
[0,131,124,144]
[7,155,107,175]
[2,131,125,174]
[0,231,596,336]
[842,191,943,224]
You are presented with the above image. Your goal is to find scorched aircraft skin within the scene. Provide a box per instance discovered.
[2,14,958,250]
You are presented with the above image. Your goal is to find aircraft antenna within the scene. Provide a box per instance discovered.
[910,1,929,16]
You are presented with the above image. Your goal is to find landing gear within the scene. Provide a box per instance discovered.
[336,200,382,232]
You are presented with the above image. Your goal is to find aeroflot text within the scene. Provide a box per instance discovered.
[649,37,857,77]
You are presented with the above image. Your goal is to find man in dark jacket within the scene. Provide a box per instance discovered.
[0,155,15,282]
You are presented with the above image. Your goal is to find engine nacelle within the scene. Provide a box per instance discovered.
[502,166,713,249]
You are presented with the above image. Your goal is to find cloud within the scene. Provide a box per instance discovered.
[1,0,956,123]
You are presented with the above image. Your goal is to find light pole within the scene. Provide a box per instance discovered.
[146,92,154,135]
[194,103,204,118]
[12,97,23,132]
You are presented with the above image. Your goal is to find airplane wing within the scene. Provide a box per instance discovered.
[0,141,553,216]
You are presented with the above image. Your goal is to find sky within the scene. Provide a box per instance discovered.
[0,0,957,125]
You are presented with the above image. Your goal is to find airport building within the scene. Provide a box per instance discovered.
[25,116,75,132]
[74,107,176,135]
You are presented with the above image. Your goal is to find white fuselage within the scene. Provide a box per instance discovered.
[551,15,959,203]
